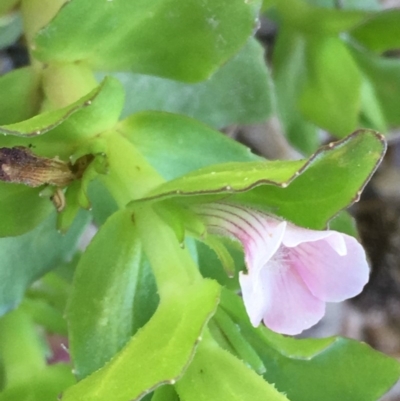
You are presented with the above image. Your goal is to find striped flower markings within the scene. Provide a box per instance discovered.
[194,202,369,335]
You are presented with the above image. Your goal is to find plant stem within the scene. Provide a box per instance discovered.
[41,63,99,110]
[100,132,165,208]
[134,204,203,298]
[21,0,65,46]
[99,132,202,295]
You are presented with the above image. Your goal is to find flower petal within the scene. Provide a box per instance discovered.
[194,203,286,275]
[195,202,369,335]
[289,233,369,302]
[282,224,347,255]
[239,271,269,327]
[240,264,325,335]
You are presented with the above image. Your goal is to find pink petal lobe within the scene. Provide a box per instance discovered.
[239,271,269,327]
[289,232,369,302]
[240,263,325,335]
[282,223,345,253]
[244,219,287,276]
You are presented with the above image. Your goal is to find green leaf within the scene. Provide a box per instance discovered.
[0,0,20,15]
[342,0,380,9]
[87,179,119,226]
[303,0,380,10]
[68,209,158,380]
[34,0,260,82]
[0,184,53,237]
[26,259,77,314]
[0,308,45,382]
[351,9,400,53]
[197,240,242,290]
[272,27,319,154]
[99,38,273,128]
[0,77,124,159]
[151,386,179,401]
[234,130,385,228]
[62,279,220,401]
[0,211,90,316]
[298,35,362,137]
[261,0,275,12]
[0,1,20,15]
[0,308,75,400]
[201,236,236,278]
[141,158,306,202]
[23,256,78,333]
[221,289,400,401]
[0,365,75,401]
[275,0,368,34]
[120,111,261,181]
[134,130,385,230]
[359,74,387,132]
[0,67,40,125]
[57,153,109,232]
[21,297,67,335]
[351,45,400,128]
[175,335,289,401]
[0,11,23,50]
[328,210,358,238]
[0,81,105,136]
[212,308,266,374]
[57,181,85,233]
[261,335,400,401]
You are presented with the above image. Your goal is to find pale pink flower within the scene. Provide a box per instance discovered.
[195,202,369,335]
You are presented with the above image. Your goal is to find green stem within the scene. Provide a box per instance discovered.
[100,132,165,208]
[21,0,66,46]
[99,132,202,296]
[41,62,99,110]
[22,0,98,111]
[134,204,203,298]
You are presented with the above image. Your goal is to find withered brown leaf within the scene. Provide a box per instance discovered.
[0,147,75,187]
